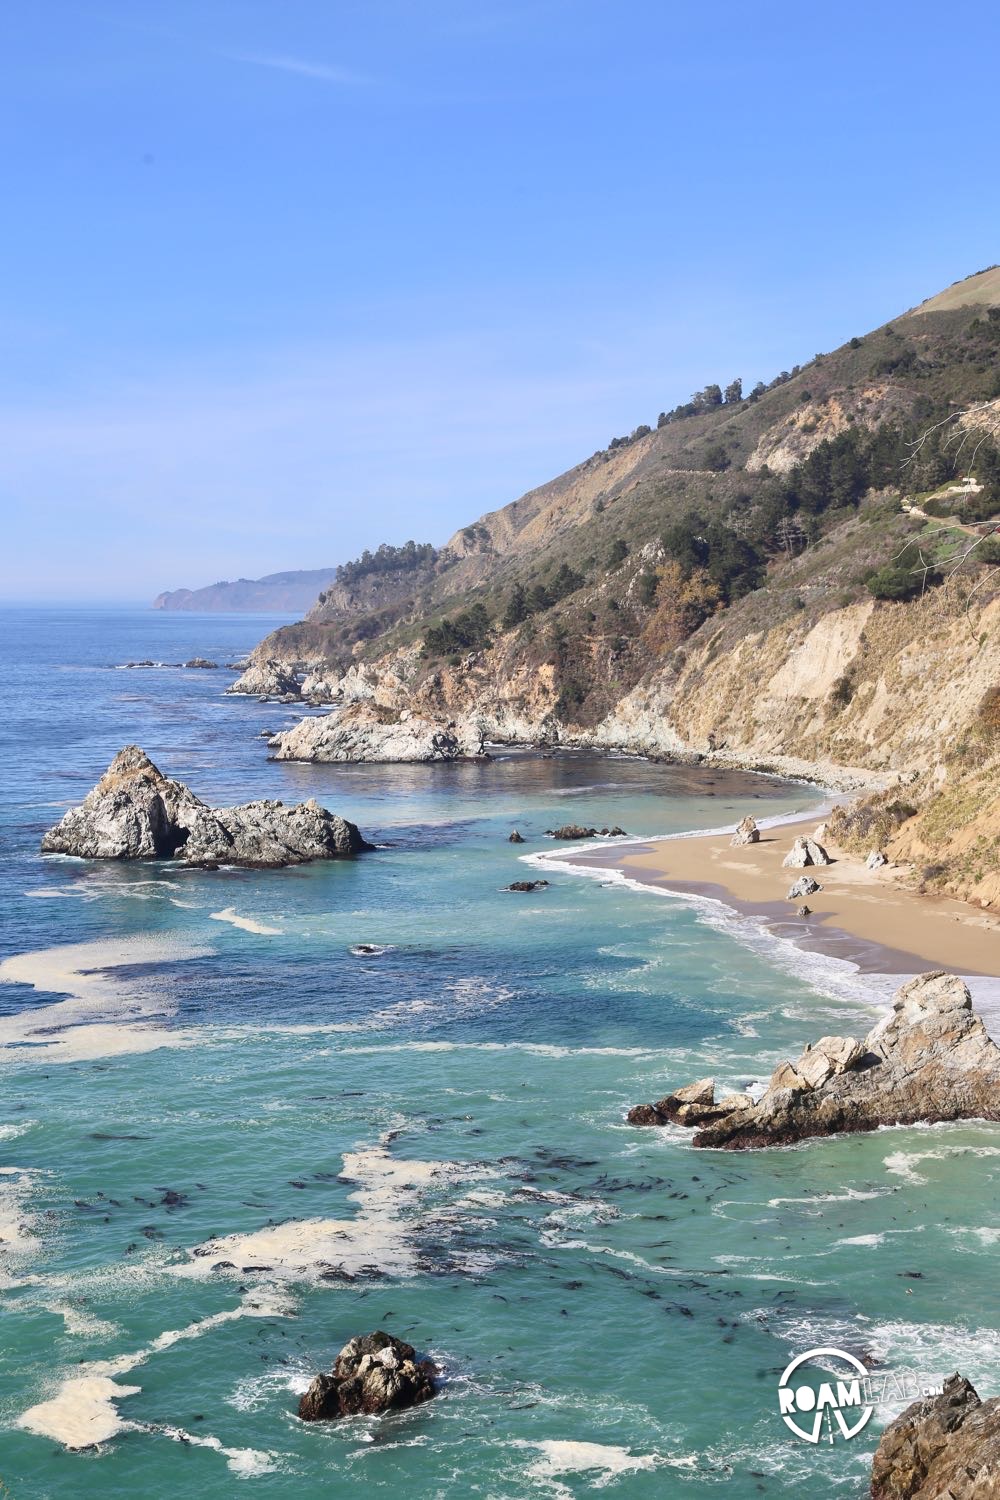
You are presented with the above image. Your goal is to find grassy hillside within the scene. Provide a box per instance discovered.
[247,270,1000,904]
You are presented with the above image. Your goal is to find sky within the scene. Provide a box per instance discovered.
[2,1,999,602]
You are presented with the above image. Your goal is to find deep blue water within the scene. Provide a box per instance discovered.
[1,608,999,1499]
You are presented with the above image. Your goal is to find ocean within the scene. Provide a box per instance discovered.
[2,606,999,1498]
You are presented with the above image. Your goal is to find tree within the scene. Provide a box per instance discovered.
[724,378,743,404]
[608,538,629,568]
[704,443,730,472]
[502,582,528,629]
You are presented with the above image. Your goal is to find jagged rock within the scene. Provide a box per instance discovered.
[41,747,373,867]
[787,875,822,899]
[226,658,301,698]
[731,816,760,846]
[782,835,832,868]
[545,824,628,840]
[184,658,219,669]
[628,972,1000,1149]
[813,822,829,841]
[867,849,889,869]
[797,904,812,916]
[508,830,525,843]
[505,879,549,892]
[298,1331,437,1421]
[871,1373,1000,1498]
[269,702,485,763]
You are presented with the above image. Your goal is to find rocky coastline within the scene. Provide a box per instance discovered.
[268,701,486,764]
[871,1373,1000,1498]
[627,972,1000,1148]
[41,746,373,868]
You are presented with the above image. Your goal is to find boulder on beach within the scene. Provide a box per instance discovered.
[40,746,373,868]
[298,1331,437,1421]
[786,875,822,899]
[867,849,889,869]
[226,658,301,698]
[781,835,832,868]
[268,702,486,764]
[628,971,1000,1149]
[871,1373,1000,1498]
[730,816,760,847]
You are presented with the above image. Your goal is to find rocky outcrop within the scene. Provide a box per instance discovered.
[268,703,486,763]
[184,658,219,669]
[41,747,372,867]
[871,1373,1000,1499]
[505,879,549,892]
[508,830,525,843]
[731,816,760,846]
[782,835,831,868]
[628,972,1000,1148]
[226,658,301,698]
[298,1332,437,1421]
[545,824,627,840]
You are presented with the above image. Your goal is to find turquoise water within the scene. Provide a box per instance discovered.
[2,608,1000,1498]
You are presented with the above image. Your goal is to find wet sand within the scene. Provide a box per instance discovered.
[555,815,1000,978]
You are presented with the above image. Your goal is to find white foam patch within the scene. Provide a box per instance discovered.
[884,1143,1000,1186]
[521,1439,660,1494]
[177,1132,496,1282]
[209,908,282,936]
[0,1165,47,1287]
[18,1286,294,1450]
[0,935,212,1064]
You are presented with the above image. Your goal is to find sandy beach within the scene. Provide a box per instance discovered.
[555,814,1000,978]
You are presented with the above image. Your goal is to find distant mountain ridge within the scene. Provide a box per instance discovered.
[153,568,339,613]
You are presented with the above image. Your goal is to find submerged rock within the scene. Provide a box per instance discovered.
[871,1372,1000,1498]
[505,879,549,892]
[41,746,373,867]
[730,815,760,846]
[298,1331,437,1421]
[628,972,1000,1149]
[508,830,526,844]
[545,824,628,840]
[226,658,301,698]
[782,835,832,868]
[268,702,486,764]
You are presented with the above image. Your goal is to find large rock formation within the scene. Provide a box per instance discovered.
[41,747,372,867]
[627,972,1000,1148]
[298,1332,437,1421]
[226,658,301,698]
[269,702,486,763]
[545,823,628,840]
[782,835,832,868]
[871,1373,1000,1498]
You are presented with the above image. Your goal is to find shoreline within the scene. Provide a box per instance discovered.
[542,812,1000,980]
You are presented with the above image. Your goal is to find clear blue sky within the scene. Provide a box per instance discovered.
[3,0,998,602]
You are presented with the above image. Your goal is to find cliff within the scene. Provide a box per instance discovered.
[240,268,1000,905]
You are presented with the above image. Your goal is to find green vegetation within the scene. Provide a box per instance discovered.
[337,540,437,586]
[423,603,492,657]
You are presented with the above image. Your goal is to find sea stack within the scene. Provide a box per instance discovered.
[41,746,373,867]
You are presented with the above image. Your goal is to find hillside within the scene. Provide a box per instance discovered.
[238,269,1000,906]
[153,567,339,613]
